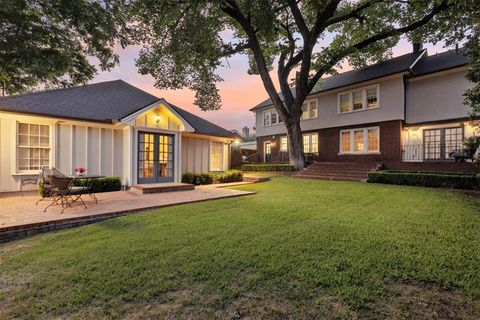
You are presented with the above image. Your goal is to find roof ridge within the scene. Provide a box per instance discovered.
[0,79,124,101]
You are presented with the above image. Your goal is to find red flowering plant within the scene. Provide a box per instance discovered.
[75,166,87,175]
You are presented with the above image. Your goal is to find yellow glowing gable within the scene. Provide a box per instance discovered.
[134,103,188,131]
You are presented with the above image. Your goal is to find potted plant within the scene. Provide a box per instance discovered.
[75,166,87,176]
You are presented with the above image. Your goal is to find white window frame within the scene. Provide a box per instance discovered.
[302,133,319,153]
[280,136,288,152]
[301,99,319,120]
[338,126,380,155]
[263,109,282,127]
[337,84,379,114]
[210,141,224,171]
[16,122,53,174]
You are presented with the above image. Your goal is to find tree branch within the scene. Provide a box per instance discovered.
[220,0,289,117]
[287,0,309,39]
[325,0,384,27]
[307,0,451,93]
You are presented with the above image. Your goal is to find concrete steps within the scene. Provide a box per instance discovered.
[130,183,194,195]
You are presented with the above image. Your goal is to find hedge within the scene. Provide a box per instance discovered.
[242,164,296,172]
[73,176,122,193]
[368,170,480,189]
[38,176,122,196]
[181,170,244,185]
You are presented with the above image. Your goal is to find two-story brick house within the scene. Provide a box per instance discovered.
[250,48,479,176]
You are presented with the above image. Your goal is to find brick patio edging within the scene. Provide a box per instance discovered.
[0,192,255,243]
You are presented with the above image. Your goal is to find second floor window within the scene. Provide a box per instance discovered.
[338,85,379,113]
[263,109,282,126]
[301,99,319,120]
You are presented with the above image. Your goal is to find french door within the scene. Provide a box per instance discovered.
[138,132,174,183]
[424,127,463,160]
[264,142,271,162]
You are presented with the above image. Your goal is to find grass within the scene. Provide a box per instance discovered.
[1,176,479,319]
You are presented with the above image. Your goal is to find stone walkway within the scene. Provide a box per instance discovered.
[0,184,255,232]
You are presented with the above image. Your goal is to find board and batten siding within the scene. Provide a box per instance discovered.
[55,124,124,178]
[0,112,125,192]
[181,135,231,174]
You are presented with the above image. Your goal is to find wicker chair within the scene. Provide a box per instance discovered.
[43,175,88,213]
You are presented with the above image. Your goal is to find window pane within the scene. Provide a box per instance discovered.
[303,135,310,153]
[271,111,277,124]
[310,101,318,118]
[18,123,29,135]
[341,131,351,152]
[353,91,363,110]
[264,111,271,126]
[301,104,309,120]
[311,134,318,153]
[280,136,288,152]
[18,134,29,146]
[367,129,379,151]
[339,94,350,113]
[367,88,378,109]
[354,130,364,151]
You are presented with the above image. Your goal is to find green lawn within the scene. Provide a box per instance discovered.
[1,176,479,319]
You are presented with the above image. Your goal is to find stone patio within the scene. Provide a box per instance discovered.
[0,184,255,241]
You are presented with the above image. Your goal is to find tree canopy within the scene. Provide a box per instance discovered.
[130,0,477,168]
[0,0,129,95]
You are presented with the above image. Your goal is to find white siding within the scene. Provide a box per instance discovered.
[406,69,473,123]
[255,76,405,137]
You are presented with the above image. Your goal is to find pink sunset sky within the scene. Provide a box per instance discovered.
[91,38,451,132]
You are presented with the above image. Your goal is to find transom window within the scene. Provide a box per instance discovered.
[301,99,318,120]
[338,85,379,113]
[263,109,282,126]
[17,123,50,171]
[303,133,318,153]
[280,136,288,152]
[339,127,379,154]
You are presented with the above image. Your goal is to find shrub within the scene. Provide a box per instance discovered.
[368,170,480,190]
[73,176,122,193]
[216,170,243,183]
[242,164,296,172]
[181,170,243,185]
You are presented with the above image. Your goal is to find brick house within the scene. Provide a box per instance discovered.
[250,48,479,174]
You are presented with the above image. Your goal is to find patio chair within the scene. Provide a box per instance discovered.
[43,176,88,213]
[36,166,52,205]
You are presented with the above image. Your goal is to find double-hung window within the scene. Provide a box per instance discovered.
[17,123,51,171]
[301,99,319,120]
[338,85,379,113]
[339,127,379,154]
[211,141,224,171]
[263,109,281,126]
[280,136,288,152]
[303,133,318,153]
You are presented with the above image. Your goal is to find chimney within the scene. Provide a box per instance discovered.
[412,42,423,53]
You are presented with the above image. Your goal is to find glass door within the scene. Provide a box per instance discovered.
[138,132,174,183]
[264,142,271,163]
[424,127,463,160]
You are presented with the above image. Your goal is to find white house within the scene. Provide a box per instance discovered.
[0,80,236,192]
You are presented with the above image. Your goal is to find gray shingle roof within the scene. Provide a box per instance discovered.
[169,103,236,138]
[250,48,467,111]
[411,48,468,75]
[0,79,235,138]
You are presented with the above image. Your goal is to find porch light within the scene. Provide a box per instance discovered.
[234,139,240,145]
[154,114,161,124]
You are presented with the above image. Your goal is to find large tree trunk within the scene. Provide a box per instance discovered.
[285,117,305,171]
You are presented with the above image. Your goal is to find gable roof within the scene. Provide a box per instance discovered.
[0,80,235,138]
[250,48,468,111]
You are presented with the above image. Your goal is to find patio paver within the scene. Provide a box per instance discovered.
[0,185,254,233]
